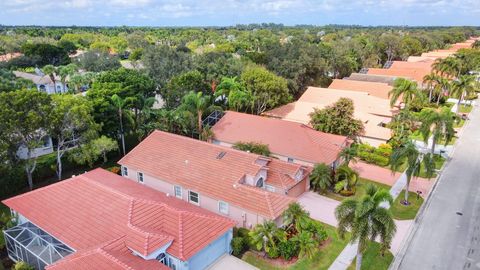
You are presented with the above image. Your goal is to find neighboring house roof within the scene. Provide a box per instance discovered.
[263,87,394,141]
[118,131,302,219]
[407,56,439,62]
[3,168,234,269]
[0,52,22,62]
[367,67,431,84]
[211,111,348,165]
[13,71,61,85]
[328,79,392,99]
[390,60,434,70]
[344,73,397,85]
[420,51,455,58]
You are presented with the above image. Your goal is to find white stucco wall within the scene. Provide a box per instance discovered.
[121,166,270,228]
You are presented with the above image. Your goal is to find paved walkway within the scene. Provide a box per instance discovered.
[352,161,433,198]
[297,191,340,227]
[207,254,259,270]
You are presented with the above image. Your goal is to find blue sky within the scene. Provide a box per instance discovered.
[0,0,479,27]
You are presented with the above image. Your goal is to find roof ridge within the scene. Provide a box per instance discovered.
[127,200,175,243]
[264,192,276,218]
[178,211,184,260]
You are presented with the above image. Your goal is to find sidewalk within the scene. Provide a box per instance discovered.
[352,161,433,198]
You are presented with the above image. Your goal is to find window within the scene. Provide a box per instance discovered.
[137,172,144,183]
[256,177,264,188]
[287,157,294,163]
[188,191,199,205]
[122,166,128,176]
[156,253,166,264]
[218,201,229,215]
[174,186,182,199]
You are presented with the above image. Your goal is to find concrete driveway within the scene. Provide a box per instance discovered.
[207,254,259,270]
[297,191,340,226]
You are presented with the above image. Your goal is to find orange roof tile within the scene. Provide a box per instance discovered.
[367,67,430,83]
[328,79,392,99]
[3,169,234,266]
[118,131,299,219]
[211,111,347,165]
[263,87,394,141]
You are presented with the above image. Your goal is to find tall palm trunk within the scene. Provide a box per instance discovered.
[456,91,464,113]
[118,109,126,156]
[197,110,203,134]
[404,180,410,203]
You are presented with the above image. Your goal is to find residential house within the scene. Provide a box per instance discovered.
[367,66,431,85]
[3,168,235,270]
[328,79,393,99]
[210,111,348,167]
[13,71,68,94]
[264,87,396,147]
[118,130,310,228]
[344,73,397,85]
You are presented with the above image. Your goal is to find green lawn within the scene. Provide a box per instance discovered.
[242,223,350,270]
[390,191,424,220]
[347,242,394,270]
[409,131,457,146]
[454,118,465,128]
[459,104,473,113]
[322,178,391,202]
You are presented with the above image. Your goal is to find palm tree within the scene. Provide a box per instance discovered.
[389,78,420,108]
[473,40,480,49]
[434,76,451,105]
[433,57,461,78]
[249,220,286,255]
[389,140,435,204]
[339,145,358,166]
[57,63,78,92]
[451,75,476,113]
[334,165,359,193]
[423,73,439,103]
[282,202,309,232]
[309,163,333,192]
[110,94,130,156]
[180,91,221,135]
[292,231,317,259]
[335,185,396,270]
[42,65,58,93]
[419,107,457,153]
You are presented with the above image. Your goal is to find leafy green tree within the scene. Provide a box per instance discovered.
[143,45,192,89]
[0,69,35,92]
[334,165,359,193]
[49,95,98,180]
[418,107,457,153]
[249,220,286,254]
[335,185,396,270]
[0,90,52,190]
[69,136,118,167]
[164,70,210,109]
[310,163,333,192]
[241,65,291,114]
[57,63,78,92]
[91,136,118,163]
[193,51,244,88]
[12,261,34,270]
[309,98,364,137]
[389,78,421,108]
[74,50,121,72]
[21,43,70,66]
[389,140,435,204]
[232,142,270,156]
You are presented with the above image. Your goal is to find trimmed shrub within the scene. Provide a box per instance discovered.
[231,237,246,257]
[266,246,280,259]
[278,239,299,260]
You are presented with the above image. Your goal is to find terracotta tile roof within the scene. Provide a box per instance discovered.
[407,56,439,62]
[367,67,430,83]
[3,169,234,267]
[390,60,434,70]
[211,111,347,165]
[263,87,394,141]
[118,131,299,219]
[328,79,392,99]
[0,52,22,62]
[47,237,164,270]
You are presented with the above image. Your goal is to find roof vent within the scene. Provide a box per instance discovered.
[184,160,189,165]
[216,151,227,159]
[166,193,170,197]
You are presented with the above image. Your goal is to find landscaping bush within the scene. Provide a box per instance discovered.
[12,261,34,270]
[356,143,392,167]
[278,239,299,260]
[231,237,247,257]
[266,246,280,259]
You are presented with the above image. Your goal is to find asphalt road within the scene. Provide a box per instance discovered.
[397,104,480,270]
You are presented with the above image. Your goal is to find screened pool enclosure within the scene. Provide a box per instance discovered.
[4,222,74,269]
